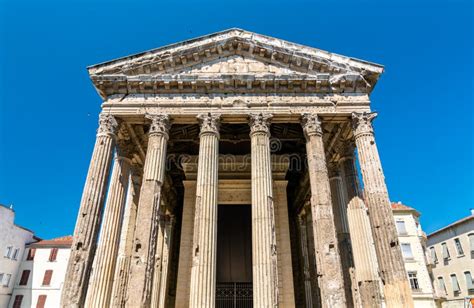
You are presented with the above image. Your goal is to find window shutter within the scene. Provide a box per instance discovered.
[430,247,437,262]
[442,243,450,259]
[451,274,460,292]
[13,295,23,308]
[401,243,413,259]
[4,274,11,287]
[465,272,474,290]
[27,248,36,260]
[469,234,474,251]
[36,295,47,308]
[49,248,58,262]
[4,246,12,258]
[42,270,53,286]
[396,221,407,234]
[438,277,446,293]
[19,270,30,286]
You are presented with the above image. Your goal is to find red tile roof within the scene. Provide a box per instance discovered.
[29,235,73,248]
[391,202,420,216]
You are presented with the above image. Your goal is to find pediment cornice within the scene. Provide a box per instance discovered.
[88,29,384,98]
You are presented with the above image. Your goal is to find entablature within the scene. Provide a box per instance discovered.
[101,93,371,124]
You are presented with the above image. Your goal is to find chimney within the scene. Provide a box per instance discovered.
[471,208,474,216]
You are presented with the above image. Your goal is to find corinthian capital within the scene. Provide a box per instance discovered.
[301,113,322,139]
[97,114,119,137]
[351,112,377,138]
[197,113,221,137]
[146,114,170,138]
[249,113,272,136]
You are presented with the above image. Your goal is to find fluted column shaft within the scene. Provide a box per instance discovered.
[189,113,220,308]
[301,113,346,307]
[61,113,118,308]
[175,181,197,308]
[352,112,413,308]
[297,210,314,308]
[151,206,167,308]
[249,113,278,308]
[328,166,354,307]
[304,208,321,306]
[126,114,170,307]
[339,149,382,308]
[85,149,132,307]
[157,215,175,308]
[110,168,142,307]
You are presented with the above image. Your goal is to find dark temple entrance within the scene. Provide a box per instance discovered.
[216,205,253,308]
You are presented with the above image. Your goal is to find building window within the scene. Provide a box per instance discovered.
[469,233,474,258]
[430,247,438,263]
[4,246,13,258]
[408,271,420,291]
[12,248,20,260]
[19,270,30,286]
[12,295,23,308]
[396,220,408,235]
[451,274,461,295]
[442,243,450,260]
[3,274,11,287]
[27,248,36,261]
[465,272,474,291]
[36,295,47,308]
[438,276,447,294]
[401,243,414,260]
[42,270,53,286]
[454,238,464,256]
[49,248,58,262]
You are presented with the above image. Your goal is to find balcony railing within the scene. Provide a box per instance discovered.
[216,282,253,308]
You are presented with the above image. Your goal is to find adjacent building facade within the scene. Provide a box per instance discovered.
[428,210,474,308]
[0,204,35,307]
[9,236,72,308]
[61,29,417,307]
[392,202,437,307]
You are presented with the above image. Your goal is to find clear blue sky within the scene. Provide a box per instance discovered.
[0,0,472,239]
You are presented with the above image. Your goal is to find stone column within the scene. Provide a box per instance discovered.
[150,202,167,308]
[61,113,118,308]
[339,145,382,307]
[189,113,220,308]
[157,215,175,308]
[297,209,314,308]
[328,164,354,307]
[110,167,142,307]
[304,206,321,306]
[175,181,197,308]
[352,112,413,308]
[126,114,170,307]
[249,113,279,308]
[85,141,134,308]
[273,180,295,307]
[301,113,346,307]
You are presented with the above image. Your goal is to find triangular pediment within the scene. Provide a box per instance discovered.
[167,54,305,76]
[89,28,384,98]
